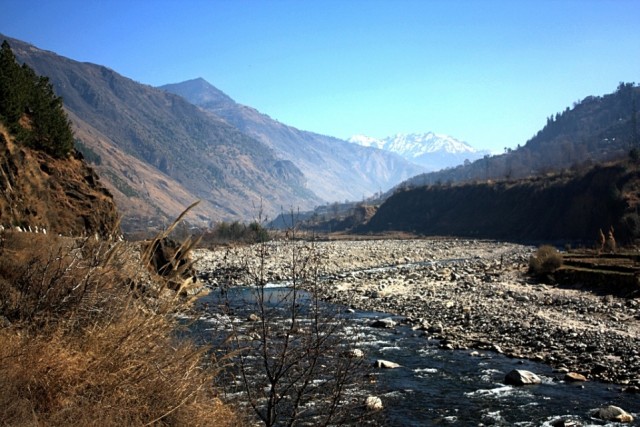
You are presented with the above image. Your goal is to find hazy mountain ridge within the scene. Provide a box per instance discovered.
[2,35,320,231]
[349,132,488,171]
[160,78,424,202]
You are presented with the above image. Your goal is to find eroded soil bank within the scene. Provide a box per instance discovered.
[195,238,640,386]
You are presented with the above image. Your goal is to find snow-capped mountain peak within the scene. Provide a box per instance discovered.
[382,132,476,157]
[349,132,476,157]
[349,132,487,172]
[348,134,385,150]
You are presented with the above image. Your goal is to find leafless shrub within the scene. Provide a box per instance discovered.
[0,232,127,327]
[214,228,373,426]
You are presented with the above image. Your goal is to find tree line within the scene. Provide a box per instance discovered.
[0,40,73,158]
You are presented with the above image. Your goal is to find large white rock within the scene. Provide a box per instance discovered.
[365,396,383,411]
[504,369,541,386]
[374,359,401,369]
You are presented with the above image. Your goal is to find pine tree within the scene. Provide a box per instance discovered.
[0,40,29,129]
[28,73,74,157]
[0,40,73,158]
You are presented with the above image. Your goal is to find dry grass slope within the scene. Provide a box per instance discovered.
[0,230,241,426]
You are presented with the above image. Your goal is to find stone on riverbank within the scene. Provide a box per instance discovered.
[564,372,587,382]
[591,405,634,423]
[504,369,541,386]
[369,318,397,328]
[344,348,365,358]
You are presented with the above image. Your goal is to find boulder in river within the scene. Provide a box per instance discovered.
[622,385,640,394]
[344,348,365,359]
[365,396,383,411]
[591,405,634,423]
[550,418,580,427]
[369,318,397,328]
[374,359,401,369]
[504,369,541,386]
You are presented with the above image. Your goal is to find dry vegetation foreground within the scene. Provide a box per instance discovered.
[195,238,640,386]
[0,231,239,426]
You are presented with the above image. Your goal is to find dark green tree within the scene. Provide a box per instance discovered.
[28,73,74,157]
[0,40,73,158]
[632,97,638,147]
[0,40,29,128]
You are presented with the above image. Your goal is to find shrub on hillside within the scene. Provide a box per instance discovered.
[200,220,270,246]
[528,245,563,275]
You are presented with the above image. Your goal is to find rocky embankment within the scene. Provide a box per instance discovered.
[0,129,120,237]
[194,239,640,386]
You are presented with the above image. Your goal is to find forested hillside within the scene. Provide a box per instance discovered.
[0,41,73,158]
[402,83,639,188]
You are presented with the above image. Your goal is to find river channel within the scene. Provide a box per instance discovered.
[191,284,639,426]
[191,240,640,425]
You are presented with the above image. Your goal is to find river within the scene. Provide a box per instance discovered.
[190,285,640,426]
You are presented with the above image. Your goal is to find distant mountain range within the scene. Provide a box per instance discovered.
[1,35,422,231]
[274,82,640,233]
[349,132,488,171]
[4,35,319,231]
[160,78,423,203]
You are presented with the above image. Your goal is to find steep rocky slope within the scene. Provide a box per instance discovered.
[0,125,119,236]
[2,35,320,231]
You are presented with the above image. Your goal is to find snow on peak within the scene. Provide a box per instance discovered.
[348,134,384,149]
[350,132,476,158]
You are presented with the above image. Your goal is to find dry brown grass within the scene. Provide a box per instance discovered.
[0,228,242,426]
[528,244,564,276]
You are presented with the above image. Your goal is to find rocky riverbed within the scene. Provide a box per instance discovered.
[194,238,640,387]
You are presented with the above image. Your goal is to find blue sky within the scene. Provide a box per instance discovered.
[1,0,639,152]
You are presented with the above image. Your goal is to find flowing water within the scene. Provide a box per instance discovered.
[192,285,640,426]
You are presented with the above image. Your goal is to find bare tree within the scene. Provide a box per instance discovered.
[213,227,372,426]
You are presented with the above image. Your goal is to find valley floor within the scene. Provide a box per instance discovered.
[195,238,640,386]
